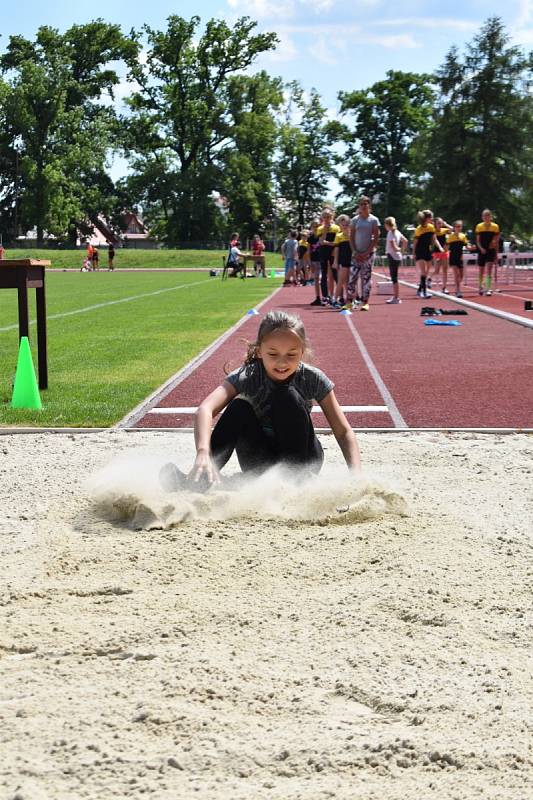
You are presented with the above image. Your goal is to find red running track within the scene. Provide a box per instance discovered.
[131,281,533,430]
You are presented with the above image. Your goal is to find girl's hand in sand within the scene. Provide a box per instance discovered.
[190,449,220,485]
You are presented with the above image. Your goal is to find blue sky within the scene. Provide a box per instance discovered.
[2,0,531,180]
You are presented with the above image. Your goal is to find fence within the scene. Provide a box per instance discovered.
[374,252,533,286]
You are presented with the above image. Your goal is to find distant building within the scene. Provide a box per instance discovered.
[17,210,158,249]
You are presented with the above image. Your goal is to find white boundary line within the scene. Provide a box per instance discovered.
[1,427,532,435]
[344,316,408,429]
[116,287,283,428]
[147,404,389,415]
[388,274,533,331]
[0,277,212,334]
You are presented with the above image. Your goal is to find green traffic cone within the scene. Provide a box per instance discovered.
[11,337,42,410]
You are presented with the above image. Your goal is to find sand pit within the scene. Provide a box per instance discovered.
[0,430,532,799]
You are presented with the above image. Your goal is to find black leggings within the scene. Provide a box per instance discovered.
[387,254,400,284]
[211,389,324,474]
[320,259,337,299]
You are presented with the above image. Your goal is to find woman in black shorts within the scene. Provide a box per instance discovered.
[413,210,442,298]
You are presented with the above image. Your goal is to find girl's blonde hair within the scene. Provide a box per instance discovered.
[244,311,310,365]
[418,209,433,224]
[384,216,397,229]
[336,214,350,225]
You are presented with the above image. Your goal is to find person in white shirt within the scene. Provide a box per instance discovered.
[384,216,408,304]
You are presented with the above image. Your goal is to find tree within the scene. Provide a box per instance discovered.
[274,82,334,226]
[222,71,283,240]
[0,21,137,243]
[423,17,533,234]
[122,15,279,244]
[332,70,435,226]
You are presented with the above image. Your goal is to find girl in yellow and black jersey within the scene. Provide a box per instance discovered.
[475,209,500,296]
[331,215,353,308]
[297,233,310,285]
[413,210,443,298]
[447,221,474,298]
[431,217,452,293]
[317,207,340,304]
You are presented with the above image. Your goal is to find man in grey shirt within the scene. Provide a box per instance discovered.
[348,195,380,311]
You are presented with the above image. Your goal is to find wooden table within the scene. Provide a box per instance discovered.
[0,259,50,389]
[242,254,266,277]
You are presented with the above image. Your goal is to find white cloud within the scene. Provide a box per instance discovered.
[312,37,342,65]
[375,17,477,31]
[260,28,298,62]
[366,33,419,49]
[511,0,533,44]
[227,0,295,17]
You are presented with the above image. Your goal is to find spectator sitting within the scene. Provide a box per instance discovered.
[227,237,245,277]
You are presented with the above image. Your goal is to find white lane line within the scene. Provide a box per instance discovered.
[344,316,408,429]
[392,276,533,331]
[0,278,212,333]
[116,287,283,428]
[147,405,389,415]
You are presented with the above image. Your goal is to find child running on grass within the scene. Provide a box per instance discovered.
[447,221,472,297]
[413,210,443,298]
[475,209,500,296]
[186,310,361,485]
[384,216,407,304]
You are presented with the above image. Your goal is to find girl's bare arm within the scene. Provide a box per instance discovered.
[319,390,361,472]
[192,381,238,482]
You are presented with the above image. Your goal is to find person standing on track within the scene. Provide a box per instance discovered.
[431,217,452,293]
[384,216,407,304]
[475,209,500,296]
[348,196,380,312]
[307,220,323,306]
[413,210,442,298]
[297,231,310,285]
[331,214,353,309]
[186,310,361,483]
[447,220,472,298]
[281,230,299,286]
[317,207,340,304]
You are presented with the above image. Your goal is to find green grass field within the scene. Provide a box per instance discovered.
[3,248,280,271]
[0,269,280,427]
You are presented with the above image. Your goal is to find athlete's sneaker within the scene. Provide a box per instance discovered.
[331,300,341,309]
[478,288,484,296]
[339,303,352,312]
[486,289,493,296]
[360,303,370,311]
[423,291,432,298]
[442,287,449,294]
[456,291,463,298]
[416,289,423,297]
[386,297,401,304]
[310,297,322,306]
[427,278,432,288]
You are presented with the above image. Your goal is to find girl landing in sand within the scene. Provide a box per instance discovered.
[189,311,361,484]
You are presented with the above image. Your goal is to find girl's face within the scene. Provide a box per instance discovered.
[482,212,492,223]
[257,329,304,382]
[322,212,333,225]
[454,223,463,233]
